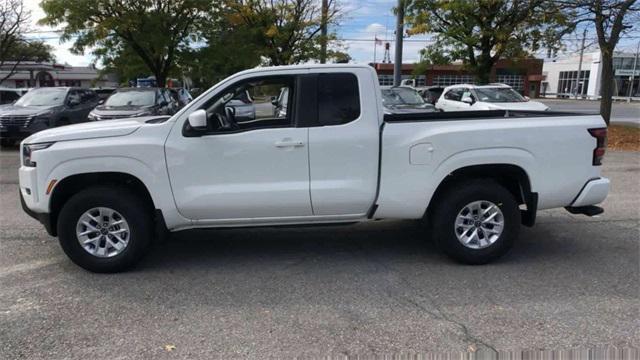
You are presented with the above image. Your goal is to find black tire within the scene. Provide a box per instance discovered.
[57,186,153,273]
[431,179,520,265]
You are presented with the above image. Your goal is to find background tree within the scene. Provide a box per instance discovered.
[39,0,216,87]
[558,0,639,124]
[406,0,569,84]
[0,0,54,85]
[224,0,345,65]
[177,9,264,88]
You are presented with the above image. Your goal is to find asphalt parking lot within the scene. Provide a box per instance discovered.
[0,147,638,359]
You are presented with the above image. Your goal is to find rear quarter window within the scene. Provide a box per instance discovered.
[317,73,361,125]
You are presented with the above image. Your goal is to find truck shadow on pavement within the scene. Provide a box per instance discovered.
[136,220,574,272]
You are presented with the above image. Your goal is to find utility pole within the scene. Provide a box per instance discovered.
[393,0,404,86]
[575,28,587,100]
[628,40,639,103]
[319,0,328,64]
[373,34,377,64]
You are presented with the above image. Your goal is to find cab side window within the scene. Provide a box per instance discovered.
[317,73,360,125]
[198,76,294,134]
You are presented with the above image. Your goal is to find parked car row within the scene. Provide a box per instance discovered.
[434,84,549,112]
[397,79,550,112]
[0,86,193,146]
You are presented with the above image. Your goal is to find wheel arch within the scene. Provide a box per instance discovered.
[426,163,537,226]
[48,172,156,236]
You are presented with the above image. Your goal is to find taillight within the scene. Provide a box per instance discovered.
[588,128,607,166]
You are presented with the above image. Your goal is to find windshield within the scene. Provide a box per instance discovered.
[474,87,526,103]
[381,88,426,106]
[105,90,156,106]
[14,88,66,106]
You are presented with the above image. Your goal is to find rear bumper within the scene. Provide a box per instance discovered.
[20,190,55,236]
[571,177,610,207]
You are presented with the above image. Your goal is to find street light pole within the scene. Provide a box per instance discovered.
[575,28,587,100]
[628,40,639,103]
[393,0,404,86]
[319,0,328,64]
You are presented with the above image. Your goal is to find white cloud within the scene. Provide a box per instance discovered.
[364,23,386,34]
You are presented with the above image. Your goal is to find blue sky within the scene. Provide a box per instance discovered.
[24,0,640,67]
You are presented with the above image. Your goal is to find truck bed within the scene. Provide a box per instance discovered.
[383,110,594,123]
[374,111,607,219]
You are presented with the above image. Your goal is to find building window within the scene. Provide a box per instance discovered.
[377,74,426,86]
[557,70,590,96]
[496,74,525,90]
[432,74,474,87]
[378,74,394,86]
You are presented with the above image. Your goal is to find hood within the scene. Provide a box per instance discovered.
[0,104,61,116]
[483,101,549,111]
[22,117,161,144]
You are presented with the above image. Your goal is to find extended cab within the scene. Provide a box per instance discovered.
[18,64,610,272]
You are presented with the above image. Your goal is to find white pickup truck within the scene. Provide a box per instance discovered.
[19,64,610,272]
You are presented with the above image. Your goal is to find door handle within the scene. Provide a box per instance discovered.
[274,140,304,148]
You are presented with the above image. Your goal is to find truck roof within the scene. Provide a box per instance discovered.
[234,63,374,77]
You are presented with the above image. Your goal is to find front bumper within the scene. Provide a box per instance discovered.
[0,126,33,140]
[20,190,55,236]
[571,177,610,207]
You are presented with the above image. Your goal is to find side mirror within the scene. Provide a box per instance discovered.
[187,109,207,129]
[68,98,80,107]
[98,99,105,105]
[461,96,474,105]
[160,100,168,107]
[271,96,278,106]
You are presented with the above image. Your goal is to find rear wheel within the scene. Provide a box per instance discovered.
[57,186,153,272]
[431,179,520,264]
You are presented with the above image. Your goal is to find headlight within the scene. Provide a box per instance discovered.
[22,142,55,167]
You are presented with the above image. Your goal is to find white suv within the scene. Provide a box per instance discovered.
[436,84,549,112]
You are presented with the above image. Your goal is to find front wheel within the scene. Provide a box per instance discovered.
[431,179,521,264]
[57,186,153,272]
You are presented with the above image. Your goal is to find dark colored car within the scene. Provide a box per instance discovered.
[91,87,117,101]
[0,87,99,145]
[418,86,445,105]
[88,87,178,121]
[380,86,438,114]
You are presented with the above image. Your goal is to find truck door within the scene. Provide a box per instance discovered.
[307,71,380,216]
[164,75,312,220]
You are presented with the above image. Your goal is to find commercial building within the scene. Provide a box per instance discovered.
[542,51,639,99]
[0,62,118,89]
[372,58,545,97]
